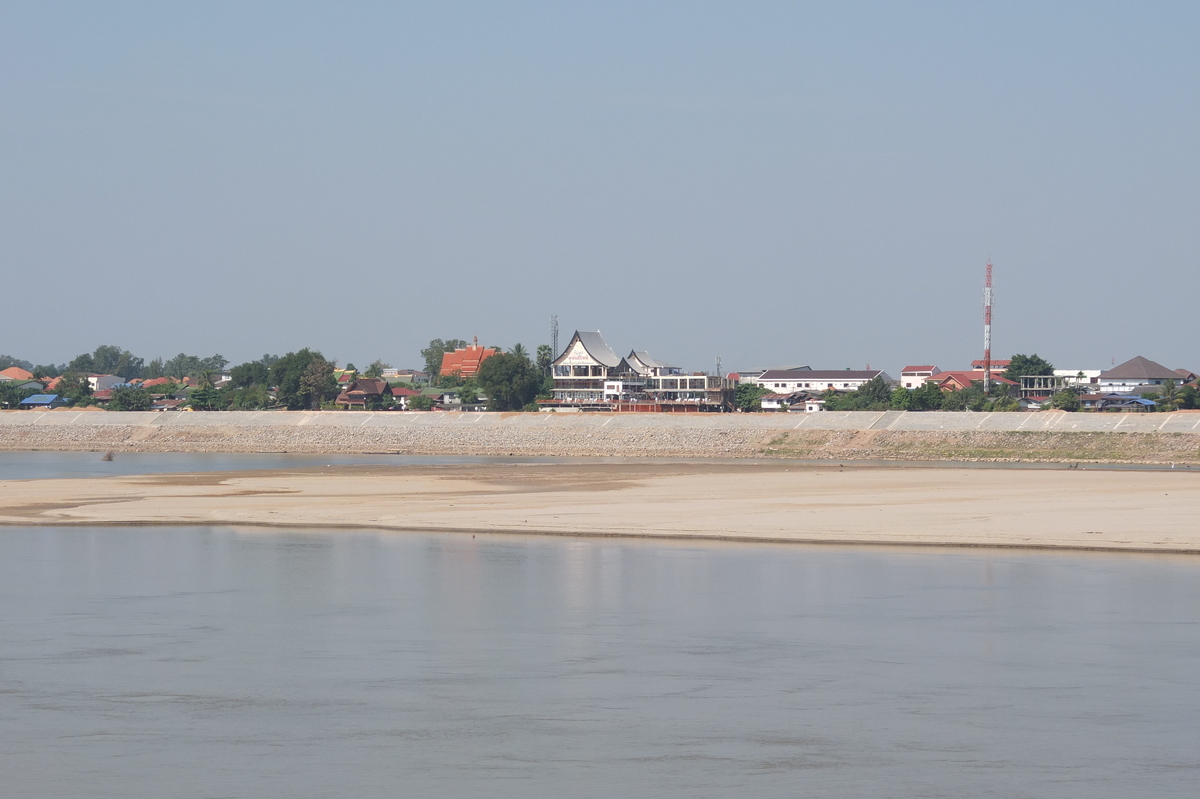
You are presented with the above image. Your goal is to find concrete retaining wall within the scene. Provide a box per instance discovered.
[4,409,1200,434]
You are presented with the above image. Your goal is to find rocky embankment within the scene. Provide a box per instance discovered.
[3,410,1200,463]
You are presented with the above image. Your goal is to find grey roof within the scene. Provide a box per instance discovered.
[627,350,679,372]
[628,350,662,368]
[566,331,621,367]
[1100,356,1178,381]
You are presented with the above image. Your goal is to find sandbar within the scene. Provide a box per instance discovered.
[1,462,1198,553]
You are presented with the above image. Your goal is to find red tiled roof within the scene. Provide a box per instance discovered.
[0,366,34,381]
[970,359,1012,370]
[900,365,938,373]
[440,345,497,377]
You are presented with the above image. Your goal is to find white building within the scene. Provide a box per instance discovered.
[751,368,893,393]
[551,331,625,405]
[550,331,734,408]
[1053,369,1101,387]
[899,365,939,389]
[87,374,126,392]
[1097,356,1181,394]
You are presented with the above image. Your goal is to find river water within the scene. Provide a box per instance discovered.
[1,524,1197,798]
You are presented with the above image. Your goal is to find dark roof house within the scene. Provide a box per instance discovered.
[335,378,392,409]
[1100,356,1179,382]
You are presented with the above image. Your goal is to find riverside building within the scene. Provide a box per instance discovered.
[548,330,734,411]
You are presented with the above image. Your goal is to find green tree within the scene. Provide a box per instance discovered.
[68,352,95,373]
[911,381,944,411]
[1050,390,1080,411]
[420,338,468,376]
[1158,380,1181,411]
[113,350,144,380]
[108,386,153,411]
[990,396,1021,412]
[735,382,771,412]
[509,343,529,363]
[856,376,893,408]
[65,345,144,379]
[891,386,915,410]
[0,355,34,371]
[457,380,480,405]
[408,394,435,411]
[821,377,892,411]
[54,372,92,404]
[162,353,227,380]
[228,384,272,410]
[188,386,221,411]
[269,349,329,410]
[142,358,165,379]
[230,360,270,388]
[364,359,390,378]
[1002,354,1054,383]
[939,389,968,411]
[31,364,63,379]
[1178,384,1199,410]
[299,355,337,410]
[0,381,40,409]
[476,352,541,411]
[536,344,553,375]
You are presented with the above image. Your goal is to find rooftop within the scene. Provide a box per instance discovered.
[1100,356,1179,381]
[759,369,886,381]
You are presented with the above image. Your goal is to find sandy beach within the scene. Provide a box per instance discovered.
[2,462,1198,553]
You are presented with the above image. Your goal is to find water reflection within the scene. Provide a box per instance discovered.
[0,527,1197,798]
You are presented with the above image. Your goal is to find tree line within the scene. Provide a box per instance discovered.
[4,338,558,412]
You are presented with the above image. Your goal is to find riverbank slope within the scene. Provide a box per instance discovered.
[3,409,1200,463]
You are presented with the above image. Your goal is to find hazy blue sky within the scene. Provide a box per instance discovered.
[2,2,1197,375]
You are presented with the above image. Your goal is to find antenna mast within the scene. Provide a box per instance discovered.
[550,315,559,359]
[983,260,994,395]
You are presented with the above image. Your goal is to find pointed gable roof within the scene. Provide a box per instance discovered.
[553,331,621,368]
[1100,356,1178,381]
[628,350,662,369]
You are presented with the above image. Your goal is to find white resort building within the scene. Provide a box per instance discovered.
[549,330,734,411]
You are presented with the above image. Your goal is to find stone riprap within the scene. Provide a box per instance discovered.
[2,410,1200,462]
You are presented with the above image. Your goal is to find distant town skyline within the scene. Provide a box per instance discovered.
[2,2,1197,374]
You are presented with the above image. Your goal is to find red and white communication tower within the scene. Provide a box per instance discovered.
[982,259,994,394]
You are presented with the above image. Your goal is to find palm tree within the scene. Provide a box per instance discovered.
[1159,379,1180,411]
[509,343,529,363]
[536,344,553,375]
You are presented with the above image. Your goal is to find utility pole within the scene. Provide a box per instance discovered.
[983,260,994,395]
